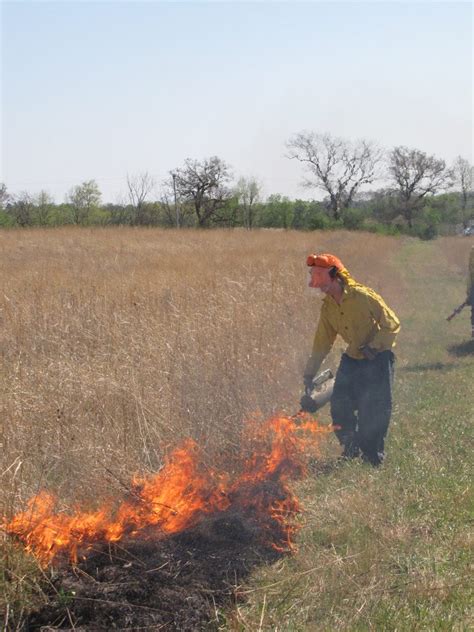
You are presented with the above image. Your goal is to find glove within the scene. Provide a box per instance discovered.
[300,393,318,413]
[359,345,377,361]
[303,375,314,395]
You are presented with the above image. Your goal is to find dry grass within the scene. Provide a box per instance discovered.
[1,227,472,630]
[0,227,402,509]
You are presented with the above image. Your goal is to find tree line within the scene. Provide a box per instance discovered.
[1,132,473,239]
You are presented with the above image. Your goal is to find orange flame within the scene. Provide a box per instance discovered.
[5,414,335,565]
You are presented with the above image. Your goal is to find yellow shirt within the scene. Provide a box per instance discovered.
[304,277,400,378]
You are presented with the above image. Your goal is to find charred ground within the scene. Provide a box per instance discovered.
[24,510,281,631]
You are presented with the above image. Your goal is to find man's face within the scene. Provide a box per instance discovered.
[308,266,332,292]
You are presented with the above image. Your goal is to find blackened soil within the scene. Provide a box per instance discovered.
[23,512,282,631]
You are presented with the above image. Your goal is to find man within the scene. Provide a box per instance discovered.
[303,253,400,466]
[468,246,474,338]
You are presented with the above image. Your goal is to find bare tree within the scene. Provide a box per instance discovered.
[159,175,191,228]
[286,131,383,220]
[126,172,155,225]
[389,146,452,227]
[172,157,233,227]
[67,180,101,225]
[235,177,261,229]
[452,156,473,229]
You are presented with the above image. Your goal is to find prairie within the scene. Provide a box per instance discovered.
[1,227,472,630]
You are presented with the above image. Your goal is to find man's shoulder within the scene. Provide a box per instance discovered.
[344,281,372,297]
[346,282,386,304]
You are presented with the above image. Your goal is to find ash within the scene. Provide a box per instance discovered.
[24,511,283,631]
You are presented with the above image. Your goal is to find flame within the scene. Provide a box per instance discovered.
[5,414,335,565]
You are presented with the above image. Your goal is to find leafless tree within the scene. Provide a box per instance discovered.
[172,157,233,227]
[452,156,473,229]
[126,172,155,225]
[158,176,193,228]
[286,131,383,220]
[388,146,452,227]
[235,177,261,229]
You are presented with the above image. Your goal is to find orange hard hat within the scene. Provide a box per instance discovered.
[306,253,344,270]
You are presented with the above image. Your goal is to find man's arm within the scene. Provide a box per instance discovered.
[303,311,337,381]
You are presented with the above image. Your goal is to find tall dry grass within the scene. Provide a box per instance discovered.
[1,227,404,513]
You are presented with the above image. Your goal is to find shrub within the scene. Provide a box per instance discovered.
[342,208,365,230]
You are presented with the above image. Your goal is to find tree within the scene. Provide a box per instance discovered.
[34,190,54,225]
[259,194,293,228]
[292,199,307,229]
[67,180,101,225]
[126,172,155,225]
[0,183,10,210]
[286,131,383,220]
[172,157,233,227]
[452,156,473,229]
[235,177,261,229]
[104,203,133,225]
[161,174,189,228]
[388,146,452,228]
[9,192,34,226]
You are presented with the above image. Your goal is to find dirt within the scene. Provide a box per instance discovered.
[23,511,283,631]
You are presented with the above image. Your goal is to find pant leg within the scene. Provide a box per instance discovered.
[469,287,474,337]
[356,351,395,466]
[331,354,360,457]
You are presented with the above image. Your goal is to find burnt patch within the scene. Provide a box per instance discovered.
[23,511,282,631]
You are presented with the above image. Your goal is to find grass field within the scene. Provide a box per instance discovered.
[1,227,473,631]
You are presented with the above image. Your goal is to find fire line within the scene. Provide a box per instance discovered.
[5,414,336,566]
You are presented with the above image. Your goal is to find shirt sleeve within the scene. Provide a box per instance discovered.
[365,292,400,351]
[304,309,337,378]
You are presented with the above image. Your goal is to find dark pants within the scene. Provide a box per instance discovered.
[470,287,474,333]
[330,351,395,466]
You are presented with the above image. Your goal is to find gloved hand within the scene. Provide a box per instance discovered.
[359,345,377,361]
[303,375,314,395]
[300,393,318,413]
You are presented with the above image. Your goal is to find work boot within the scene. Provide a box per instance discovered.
[340,438,360,460]
[336,430,360,460]
[361,451,385,467]
[341,445,361,460]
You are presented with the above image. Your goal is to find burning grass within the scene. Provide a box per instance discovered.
[4,413,335,629]
[5,415,334,566]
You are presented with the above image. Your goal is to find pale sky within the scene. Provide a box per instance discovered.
[1,0,472,203]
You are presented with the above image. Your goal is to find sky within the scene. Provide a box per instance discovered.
[1,0,472,204]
